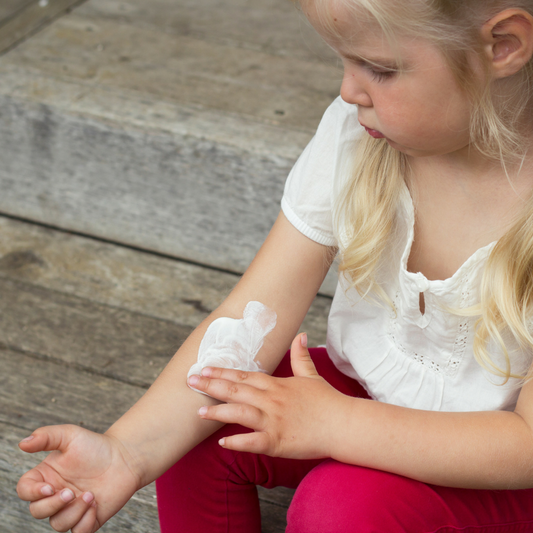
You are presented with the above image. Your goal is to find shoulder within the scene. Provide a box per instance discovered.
[287,96,362,182]
[281,97,363,247]
[297,96,363,181]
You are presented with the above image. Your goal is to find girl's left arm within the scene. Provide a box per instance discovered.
[327,379,533,490]
[192,344,533,490]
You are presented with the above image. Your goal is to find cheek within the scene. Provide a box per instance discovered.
[375,88,471,148]
[410,75,471,133]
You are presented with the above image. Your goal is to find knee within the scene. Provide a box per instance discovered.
[286,460,431,533]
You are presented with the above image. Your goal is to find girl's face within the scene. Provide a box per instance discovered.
[305,2,475,158]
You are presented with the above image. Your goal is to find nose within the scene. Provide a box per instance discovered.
[340,68,373,108]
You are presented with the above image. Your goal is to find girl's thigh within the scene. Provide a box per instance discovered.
[287,459,533,533]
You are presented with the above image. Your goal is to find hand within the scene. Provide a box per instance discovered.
[188,333,351,460]
[17,425,142,533]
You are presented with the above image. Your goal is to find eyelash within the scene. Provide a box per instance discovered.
[369,69,396,82]
[356,60,397,82]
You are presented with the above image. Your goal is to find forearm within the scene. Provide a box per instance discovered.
[105,313,226,489]
[106,299,308,488]
[333,398,533,489]
[105,213,333,489]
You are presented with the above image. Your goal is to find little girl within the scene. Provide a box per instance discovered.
[16,0,533,531]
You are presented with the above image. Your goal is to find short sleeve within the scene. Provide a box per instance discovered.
[281,96,362,246]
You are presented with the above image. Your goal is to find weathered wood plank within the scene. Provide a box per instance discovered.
[0,347,291,532]
[0,341,160,530]
[0,276,191,388]
[0,216,331,347]
[0,215,239,329]
[0,0,88,55]
[3,7,339,131]
[76,0,337,64]
[0,422,160,533]
[258,485,296,508]
[0,346,146,433]
[0,237,297,530]
[259,486,296,532]
[0,0,341,292]
[259,498,290,533]
[0,87,308,284]
[0,1,33,24]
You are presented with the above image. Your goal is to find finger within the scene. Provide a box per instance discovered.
[19,425,77,454]
[199,403,265,430]
[72,504,98,533]
[219,431,272,455]
[199,366,271,389]
[29,488,80,520]
[17,478,56,502]
[290,333,319,378]
[188,375,265,404]
[17,469,56,502]
[49,492,95,533]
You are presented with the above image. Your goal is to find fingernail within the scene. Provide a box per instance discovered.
[200,367,212,377]
[188,375,199,386]
[82,492,94,504]
[41,485,54,496]
[301,333,308,348]
[219,438,225,446]
[20,435,34,443]
[198,406,208,416]
[60,489,75,503]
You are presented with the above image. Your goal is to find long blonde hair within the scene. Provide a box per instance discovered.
[300,0,533,381]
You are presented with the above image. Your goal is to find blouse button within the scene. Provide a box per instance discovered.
[416,276,430,292]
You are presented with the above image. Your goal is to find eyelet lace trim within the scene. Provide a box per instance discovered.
[388,277,471,377]
[445,276,471,377]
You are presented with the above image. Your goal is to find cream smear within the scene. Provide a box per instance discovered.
[188,301,277,395]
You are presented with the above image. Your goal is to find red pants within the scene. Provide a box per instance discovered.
[156,349,533,532]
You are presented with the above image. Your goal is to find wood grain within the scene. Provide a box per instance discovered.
[0,216,301,532]
[0,276,191,388]
[0,0,341,291]
[0,0,87,54]
[0,215,331,346]
[0,345,292,532]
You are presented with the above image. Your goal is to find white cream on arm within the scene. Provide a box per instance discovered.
[187,301,277,395]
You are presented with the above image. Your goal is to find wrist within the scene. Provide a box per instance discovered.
[104,423,155,490]
[328,396,367,462]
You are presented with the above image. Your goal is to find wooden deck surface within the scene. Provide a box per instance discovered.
[0,215,331,533]
[0,0,340,293]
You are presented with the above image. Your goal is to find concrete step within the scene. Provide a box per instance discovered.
[0,0,341,294]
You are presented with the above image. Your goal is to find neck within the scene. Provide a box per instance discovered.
[408,142,533,193]
[405,141,533,245]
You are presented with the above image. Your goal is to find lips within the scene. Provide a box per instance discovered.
[362,125,385,139]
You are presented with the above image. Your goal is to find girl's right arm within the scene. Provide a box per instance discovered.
[17,211,336,533]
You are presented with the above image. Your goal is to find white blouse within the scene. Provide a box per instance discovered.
[282,96,531,412]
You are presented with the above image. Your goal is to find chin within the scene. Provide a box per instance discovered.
[386,139,440,158]
[385,138,414,154]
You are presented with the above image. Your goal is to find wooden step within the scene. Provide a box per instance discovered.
[0,0,340,294]
[0,216,332,532]
[0,0,84,54]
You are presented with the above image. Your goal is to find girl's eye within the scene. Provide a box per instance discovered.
[344,58,398,82]
[356,60,397,82]
[369,69,396,82]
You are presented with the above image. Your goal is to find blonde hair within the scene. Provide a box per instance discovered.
[299,0,533,381]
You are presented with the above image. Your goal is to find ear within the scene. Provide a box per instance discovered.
[481,9,533,78]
